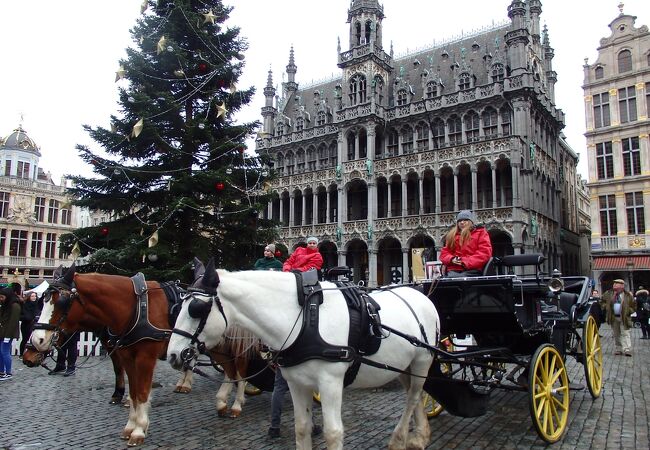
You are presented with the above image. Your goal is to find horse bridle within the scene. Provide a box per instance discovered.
[32,282,83,350]
[171,287,228,366]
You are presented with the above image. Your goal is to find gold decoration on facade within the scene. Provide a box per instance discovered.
[629,237,646,248]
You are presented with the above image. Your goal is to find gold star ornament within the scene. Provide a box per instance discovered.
[156,36,167,54]
[115,65,126,82]
[216,102,227,118]
[203,9,217,25]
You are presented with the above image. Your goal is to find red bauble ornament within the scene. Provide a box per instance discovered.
[100,227,109,236]
[198,62,208,74]
[215,182,225,191]
[275,250,281,257]
[217,79,226,89]
[238,147,245,154]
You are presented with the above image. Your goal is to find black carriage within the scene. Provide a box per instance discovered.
[421,254,603,444]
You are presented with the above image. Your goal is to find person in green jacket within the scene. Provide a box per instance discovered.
[600,279,636,356]
[254,244,283,271]
[0,287,21,380]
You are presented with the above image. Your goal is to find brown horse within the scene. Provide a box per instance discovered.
[30,265,172,447]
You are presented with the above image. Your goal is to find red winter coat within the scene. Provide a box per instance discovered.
[282,246,323,272]
[439,226,492,272]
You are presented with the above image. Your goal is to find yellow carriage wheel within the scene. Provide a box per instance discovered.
[528,344,570,444]
[582,315,603,398]
[422,392,444,418]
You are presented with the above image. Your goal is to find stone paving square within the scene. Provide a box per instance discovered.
[1,327,648,449]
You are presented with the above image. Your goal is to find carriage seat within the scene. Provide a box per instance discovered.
[325,266,352,281]
[483,254,546,276]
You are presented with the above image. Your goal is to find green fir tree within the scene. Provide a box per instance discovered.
[62,0,276,281]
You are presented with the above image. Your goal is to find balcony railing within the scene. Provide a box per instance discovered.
[596,235,649,252]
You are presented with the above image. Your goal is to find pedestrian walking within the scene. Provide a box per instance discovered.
[0,287,21,380]
[600,279,636,356]
[634,286,650,340]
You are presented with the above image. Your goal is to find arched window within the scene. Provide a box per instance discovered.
[387,129,399,157]
[355,22,362,46]
[316,111,326,126]
[459,72,471,90]
[464,111,480,142]
[491,64,505,82]
[276,122,284,137]
[618,50,632,73]
[415,123,428,150]
[373,75,384,105]
[401,126,413,154]
[482,107,498,137]
[295,117,304,132]
[425,81,438,98]
[500,106,512,136]
[432,119,445,149]
[349,74,367,105]
[595,66,604,79]
[396,89,408,106]
[448,115,462,145]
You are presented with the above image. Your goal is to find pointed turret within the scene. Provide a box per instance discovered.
[284,46,298,93]
[261,67,277,136]
[505,0,530,76]
[542,24,557,102]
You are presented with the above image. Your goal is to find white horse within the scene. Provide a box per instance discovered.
[168,259,440,450]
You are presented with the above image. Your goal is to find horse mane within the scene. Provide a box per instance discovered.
[222,325,261,359]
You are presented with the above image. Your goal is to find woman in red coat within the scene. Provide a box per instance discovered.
[440,210,492,277]
[282,236,323,273]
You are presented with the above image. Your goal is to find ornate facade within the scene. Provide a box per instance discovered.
[257,0,585,286]
[584,5,650,292]
[0,125,79,285]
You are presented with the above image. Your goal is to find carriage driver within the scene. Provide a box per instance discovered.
[440,210,493,277]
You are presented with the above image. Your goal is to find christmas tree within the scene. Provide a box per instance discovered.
[62,0,277,281]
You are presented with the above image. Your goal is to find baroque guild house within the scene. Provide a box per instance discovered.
[0,125,79,285]
[256,0,585,286]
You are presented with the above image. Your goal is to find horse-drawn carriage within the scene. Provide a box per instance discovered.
[421,253,603,443]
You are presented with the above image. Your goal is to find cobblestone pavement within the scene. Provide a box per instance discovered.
[2,327,648,450]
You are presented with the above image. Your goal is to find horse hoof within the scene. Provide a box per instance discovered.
[217,408,229,417]
[229,410,241,418]
[127,436,144,446]
[109,398,123,405]
[121,430,132,440]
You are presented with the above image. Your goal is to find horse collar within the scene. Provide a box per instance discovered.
[107,273,172,348]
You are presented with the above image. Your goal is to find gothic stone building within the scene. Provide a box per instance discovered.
[256,0,584,286]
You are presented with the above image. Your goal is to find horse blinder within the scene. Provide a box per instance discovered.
[187,296,213,319]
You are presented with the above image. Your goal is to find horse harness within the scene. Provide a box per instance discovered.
[274,272,429,387]
[104,273,175,348]
[36,273,179,349]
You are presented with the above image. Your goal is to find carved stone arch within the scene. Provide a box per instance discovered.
[349,170,363,181]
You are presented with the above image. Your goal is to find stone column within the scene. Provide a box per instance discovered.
[368,249,377,288]
[471,167,478,211]
[354,133,359,160]
[491,166,497,208]
[279,195,285,226]
[402,247,409,283]
[418,176,424,215]
[312,191,318,225]
[289,193,295,226]
[326,188,332,223]
[453,170,459,211]
[302,194,307,226]
[435,172,441,214]
[401,178,408,217]
[387,180,393,218]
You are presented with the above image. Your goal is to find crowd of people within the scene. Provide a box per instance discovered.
[0,281,80,381]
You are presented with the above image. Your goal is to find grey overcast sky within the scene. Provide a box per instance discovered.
[1,0,647,181]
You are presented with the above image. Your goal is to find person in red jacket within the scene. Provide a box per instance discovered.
[440,210,492,277]
[282,236,323,273]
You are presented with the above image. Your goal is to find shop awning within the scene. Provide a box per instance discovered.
[593,256,650,270]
